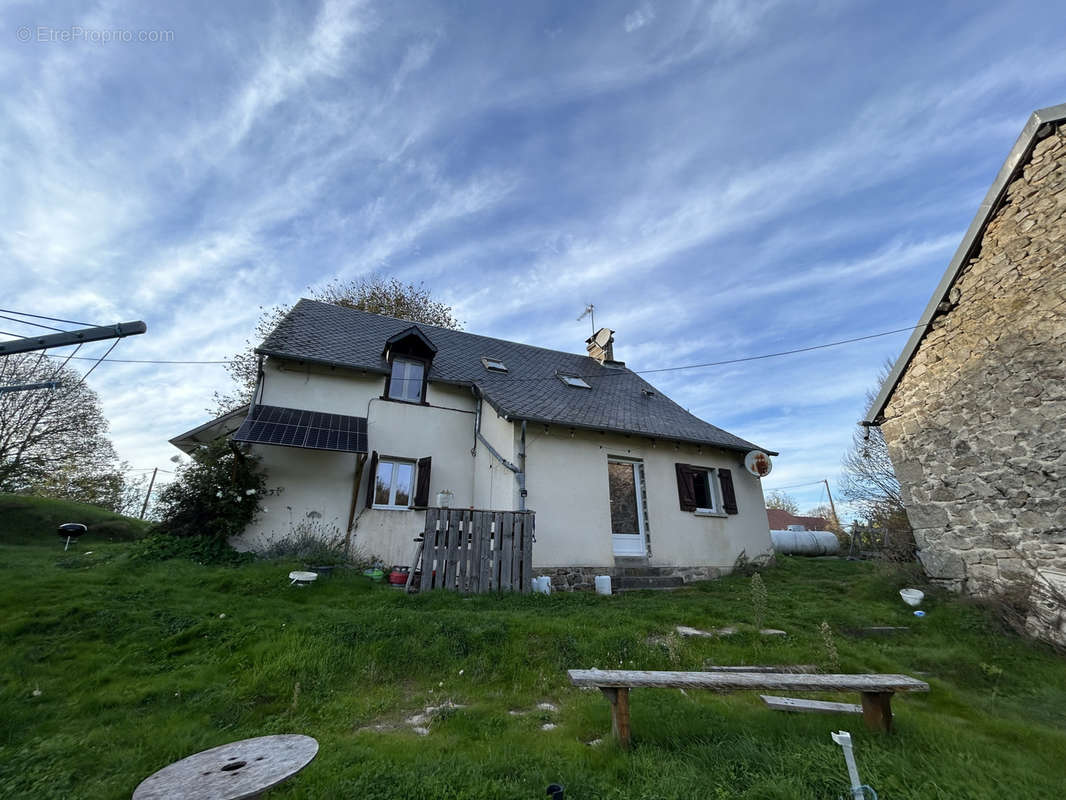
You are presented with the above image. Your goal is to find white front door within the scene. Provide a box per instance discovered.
[608,459,646,556]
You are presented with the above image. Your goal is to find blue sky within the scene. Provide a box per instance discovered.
[3,0,1065,518]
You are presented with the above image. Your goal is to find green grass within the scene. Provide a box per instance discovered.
[2,496,1064,798]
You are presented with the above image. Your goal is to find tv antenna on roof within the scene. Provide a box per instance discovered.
[577,303,595,333]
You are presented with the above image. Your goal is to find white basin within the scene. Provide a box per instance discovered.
[899,588,924,607]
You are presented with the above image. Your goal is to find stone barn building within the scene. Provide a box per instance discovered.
[865,103,1066,646]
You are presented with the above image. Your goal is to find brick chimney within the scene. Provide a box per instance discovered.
[586,327,615,364]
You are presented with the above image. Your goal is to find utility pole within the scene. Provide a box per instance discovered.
[139,467,158,520]
[824,478,841,532]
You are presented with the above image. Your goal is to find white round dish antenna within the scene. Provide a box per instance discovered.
[744,450,772,477]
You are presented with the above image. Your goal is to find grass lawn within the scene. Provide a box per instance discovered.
[2,495,1064,798]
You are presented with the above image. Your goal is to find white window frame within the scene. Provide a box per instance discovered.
[693,467,723,515]
[372,457,416,510]
[481,356,508,372]
[387,357,425,403]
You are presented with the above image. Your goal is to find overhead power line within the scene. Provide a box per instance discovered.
[45,354,231,364]
[0,308,100,327]
[0,313,64,332]
[35,323,919,376]
[632,326,918,376]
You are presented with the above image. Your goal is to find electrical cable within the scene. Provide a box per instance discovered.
[44,354,231,364]
[0,308,99,327]
[75,340,120,386]
[0,330,28,338]
[0,313,63,332]
[768,479,826,491]
[36,323,920,375]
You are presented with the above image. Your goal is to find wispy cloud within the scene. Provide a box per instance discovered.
[3,0,1063,515]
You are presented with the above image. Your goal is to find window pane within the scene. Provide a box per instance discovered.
[693,470,712,508]
[607,462,639,535]
[403,360,424,401]
[374,462,393,505]
[389,358,424,401]
[394,462,414,507]
[387,360,406,399]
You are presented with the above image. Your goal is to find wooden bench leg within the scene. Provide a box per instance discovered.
[860,691,894,732]
[599,687,631,748]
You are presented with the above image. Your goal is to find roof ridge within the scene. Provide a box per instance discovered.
[294,297,612,366]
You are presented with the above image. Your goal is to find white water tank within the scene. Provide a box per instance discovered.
[770,529,840,556]
[594,575,612,595]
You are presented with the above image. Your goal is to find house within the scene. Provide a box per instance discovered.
[864,103,1066,644]
[766,509,830,532]
[172,300,777,589]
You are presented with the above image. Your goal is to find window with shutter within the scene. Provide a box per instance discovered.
[675,463,738,515]
[413,457,432,507]
[718,468,739,515]
[369,456,417,510]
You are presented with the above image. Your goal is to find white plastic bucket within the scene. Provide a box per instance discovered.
[594,575,612,595]
[899,588,924,607]
[533,576,552,594]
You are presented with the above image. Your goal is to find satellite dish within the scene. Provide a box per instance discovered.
[594,328,613,347]
[744,450,772,478]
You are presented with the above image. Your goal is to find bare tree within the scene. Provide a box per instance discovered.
[212,274,462,414]
[0,353,127,509]
[764,490,799,515]
[841,363,910,531]
[804,504,843,534]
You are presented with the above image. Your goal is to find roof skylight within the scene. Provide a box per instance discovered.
[558,373,591,389]
[481,356,508,372]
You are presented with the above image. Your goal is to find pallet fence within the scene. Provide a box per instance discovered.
[418,508,535,594]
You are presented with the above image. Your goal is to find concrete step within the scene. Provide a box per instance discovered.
[614,575,685,591]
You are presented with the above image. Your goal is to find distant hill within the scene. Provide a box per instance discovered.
[0,493,150,545]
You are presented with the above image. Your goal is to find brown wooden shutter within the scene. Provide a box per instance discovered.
[675,463,697,511]
[365,451,379,508]
[718,468,739,515]
[413,456,432,508]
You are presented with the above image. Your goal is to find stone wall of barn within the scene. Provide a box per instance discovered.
[880,123,1066,646]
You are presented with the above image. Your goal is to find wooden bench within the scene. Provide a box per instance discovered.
[568,669,929,746]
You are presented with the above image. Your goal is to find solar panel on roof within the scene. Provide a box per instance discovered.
[232,404,368,453]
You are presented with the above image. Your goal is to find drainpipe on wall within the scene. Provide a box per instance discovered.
[518,419,527,511]
[471,387,526,510]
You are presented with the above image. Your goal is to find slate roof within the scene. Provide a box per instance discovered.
[258,299,774,454]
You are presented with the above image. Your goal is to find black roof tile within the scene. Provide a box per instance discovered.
[258,299,774,454]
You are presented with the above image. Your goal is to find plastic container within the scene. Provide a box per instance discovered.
[899,588,924,607]
[594,575,612,595]
[533,576,552,594]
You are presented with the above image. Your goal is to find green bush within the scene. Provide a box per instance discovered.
[153,440,266,541]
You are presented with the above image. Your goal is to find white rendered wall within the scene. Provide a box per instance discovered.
[236,359,772,573]
[523,427,773,569]
[235,360,477,566]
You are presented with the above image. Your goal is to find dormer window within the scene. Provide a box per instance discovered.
[387,357,426,402]
[481,356,508,372]
[382,326,436,404]
[558,373,591,389]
